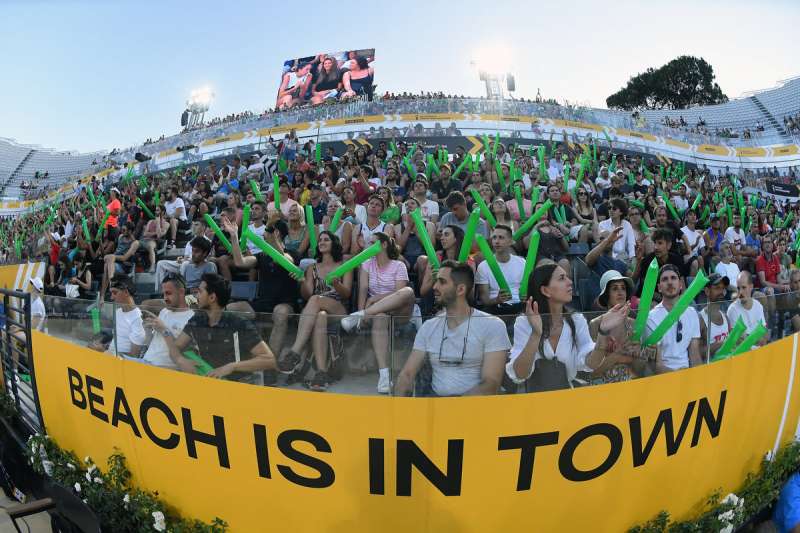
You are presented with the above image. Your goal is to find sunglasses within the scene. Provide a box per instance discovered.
[438,316,471,366]
[675,320,683,344]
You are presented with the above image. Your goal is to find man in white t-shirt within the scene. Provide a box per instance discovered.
[165,186,189,250]
[108,275,146,357]
[406,178,439,223]
[726,271,768,346]
[9,278,47,348]
[714,245,740,298]
[141,273,194,369]
[645,264,702,372]
[699,273,730,360]
[476,225,527,316]
[724,213,747,255]
[395,261,511,396]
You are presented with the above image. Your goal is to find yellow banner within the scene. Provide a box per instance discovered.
[697,144,729,156]
[550,119,603,132]
[30,331,800,532]
[664,138,691,149]
[735,147,767,158]
[255,123,311,138]
[325,115,386,127]
[477,115,539,124]
[200,132,246,147]
[772,145,800,156]
[615,129,657,142]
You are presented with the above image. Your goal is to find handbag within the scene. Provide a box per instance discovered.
[526,357,570,392]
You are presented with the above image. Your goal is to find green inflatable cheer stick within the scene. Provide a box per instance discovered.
[329,207,343,233]
[95,209,111,241]
[305,204,318,255]
[494,159,507,192]
[203,214,232,254]
[451,155,471,180]
[82,219,91,241]
[469,188,497,228]
[245,229,303,277]
[639,219,650,234]
[491,132,499,159]
[239,204,251,248]
[475,234,510,294]
[690,193,702,211]
[315,142,322,163]
[629,199,645,210]
[272,175,280,210]
[154,190,160,207]
[136,198,155,219]
[563,163,571,192]
[183,350,214,376]
[250,179,264,202]
[632,258,659,342]
[514,184,527,222]
[404,157,416,180]
[325,241,381,284]
[659,190,680,221]
[90,307,101,334]
[644,272,709,346]
[426,153,440,176]
[482,134,491,154]
[712,318,746,360]
[411,208,439,271]
[458,208,482,262]
[513,199,553,241]
[518,230,540,301]
[730,323,768,356]
[87,186,97,206]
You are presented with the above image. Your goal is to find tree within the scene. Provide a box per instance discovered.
[606,56,728,111]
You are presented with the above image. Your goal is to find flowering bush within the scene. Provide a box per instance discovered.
[26,434,226,532]
[629,441,800,532]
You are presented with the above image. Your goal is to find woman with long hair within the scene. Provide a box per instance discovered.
[341,57,374,99]
[491,197,518,233]
[341,232,416,394]
[573,188,598,243]
[278,231,353,391]
[310,56,342,105]
[284,203,310,259]
[506,263,627,392]
[320,199,353,255]
[418,225,468,297]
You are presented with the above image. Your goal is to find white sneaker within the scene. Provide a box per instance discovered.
[377,373,391,394]
[341,310,365,333]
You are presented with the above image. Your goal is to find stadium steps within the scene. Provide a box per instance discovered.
[0,148,33,196]
[750,96,791,140]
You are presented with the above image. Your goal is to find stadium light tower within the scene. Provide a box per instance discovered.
[183,87,214,129]
[470,44,516,100]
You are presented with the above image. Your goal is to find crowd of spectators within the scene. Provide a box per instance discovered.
[6,130,800,397]
[785,113,800,134]
[658,115,765,139]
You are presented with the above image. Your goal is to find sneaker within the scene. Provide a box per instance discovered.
[309,371,329,392]
[377,373,391,394]
[167,241,175,250]
[341,310,365,333]
[278,350,303,375]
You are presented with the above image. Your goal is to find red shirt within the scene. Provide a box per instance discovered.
[106,198,121,228]
[353,180,374,205]
[755,253,781,287]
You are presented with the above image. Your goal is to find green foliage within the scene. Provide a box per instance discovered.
[25,434,227,533]
[607,56,728,111]
[629,441,800,532]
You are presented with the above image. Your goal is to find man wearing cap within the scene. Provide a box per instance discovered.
[699,273,731,360]
[644,264,702,372]
[430,164,462,203]
[108,274,146,358]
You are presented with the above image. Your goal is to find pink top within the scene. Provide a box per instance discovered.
[363,258,408,296]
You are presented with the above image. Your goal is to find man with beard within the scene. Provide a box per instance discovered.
[645,264,702,373]
[699,273,731,360]
[394,261,510,396]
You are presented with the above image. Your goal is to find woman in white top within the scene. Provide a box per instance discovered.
[596,198,636,261]
[506,263,628,391]
[319,200,353,255]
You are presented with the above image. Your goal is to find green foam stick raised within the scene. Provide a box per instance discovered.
[469,188,497,228]
[315,142,322,163]
[451,155,471,180]
[712,318,747,360]
[305,204,318,256]
[250,179,264,202]
[82,219,91,241]
[475,234,510,294]
[690,193,702,211]
[632,258,659,342]
[136,198,155,219]
[514,184,526,222]
[272,174,280,210]
[660,190,681,221]
[87,186,97,206]
[482,134,491,154]
[329,207,343,233]
[629,199,645,210]
[730,323,768,356]
[183,350,214,376]
[513,199,553,241]
[239,204,251,248]
[639,218,651,234]
[404,157,416,180]
[491,132,499,159]
[246,228,303,277]
[90,307,101,335]
[563,163,571,192]
[458,208,482,262]
[95,210,111,241]
[518,230,540,301]
[411,208,439,271]
[325,241,381,284]
[203,213,232,253]
[644,271,709,346]
[782,213,794,229]
[494,159,507,192]
[154,190,160,207]
[426,153,440,176]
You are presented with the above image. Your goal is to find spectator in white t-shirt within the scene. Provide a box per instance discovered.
[108,275,146,357]
[597,198,635,261]
[9,277,47,349]
[476,225,527,316]
[395,261,511,396]
[727,271,768,346]
[141,273,194,369]
[645,264,702,372]
[714,244,740,298]
[165,186,189,249]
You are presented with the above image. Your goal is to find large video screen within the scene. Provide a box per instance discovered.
[275,49,375,110]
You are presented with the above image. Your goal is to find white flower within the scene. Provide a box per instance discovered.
[123,494,130,504]
[718,510,735,523]
[74,482,81,493]
[720,526,733,533]
[42,460,54,476]
[93,477,102,484]
[721,493,740,507]
[66,463,76,470]
[87,465,97,475]
[152,511,166,532]
[85,472,92,482]
[84,456,92,464]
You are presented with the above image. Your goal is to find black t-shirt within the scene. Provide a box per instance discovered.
[430,178,462,200]
[184,312,263,382]
[253,251,300,313]
[635,251,687,295]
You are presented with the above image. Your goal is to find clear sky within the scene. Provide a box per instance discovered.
[1,0,797,153]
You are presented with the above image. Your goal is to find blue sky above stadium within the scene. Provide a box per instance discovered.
[1,0,797,153]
